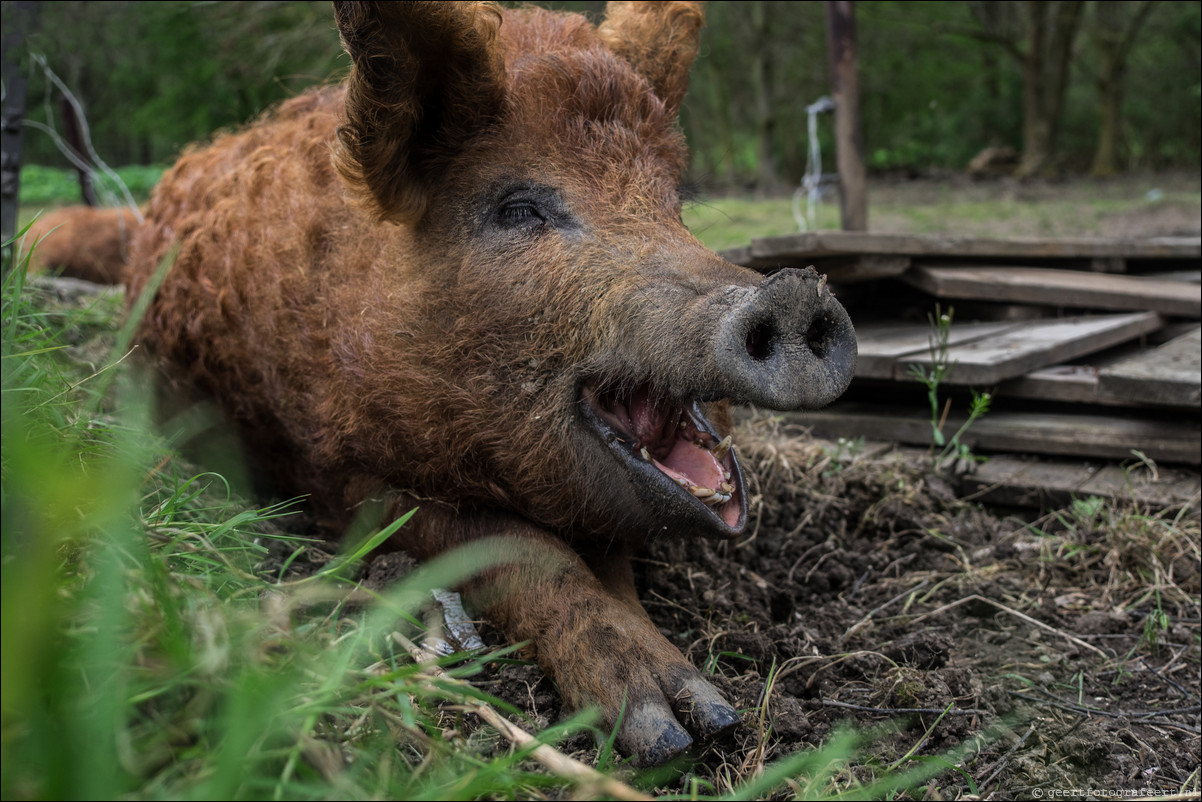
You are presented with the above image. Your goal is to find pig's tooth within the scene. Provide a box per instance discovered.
[689,484,716,499]
[640,446,652,462]
[719,481,735,494]
[703,490,731,506]
[710,435,732,462]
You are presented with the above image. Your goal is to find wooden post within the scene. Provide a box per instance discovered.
[1,13,31,261]
[825,0,867,231]
[61,94,98,207]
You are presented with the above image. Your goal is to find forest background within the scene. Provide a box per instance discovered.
[4,0,1199,197]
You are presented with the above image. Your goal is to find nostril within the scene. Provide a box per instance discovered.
[745,321,776,362]
[805,317,831,359]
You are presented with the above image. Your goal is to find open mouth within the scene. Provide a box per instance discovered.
[579,382,746,533]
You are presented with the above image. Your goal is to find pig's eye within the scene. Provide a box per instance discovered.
[496,201,545,227]
[486,183,577,235]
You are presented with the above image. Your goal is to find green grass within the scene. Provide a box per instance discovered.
[683,175,1201,249]
[20,164,1200,251]
[684,195,843,251]
[0,235,602,800]
[18,164,166,207]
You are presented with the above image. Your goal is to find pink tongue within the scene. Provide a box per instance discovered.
[626,386,726,491]
[653,438,725,491]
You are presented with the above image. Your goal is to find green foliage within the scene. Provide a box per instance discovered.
[1140,591,1172,654]
[13,1,346,166]
[821,436,867,476]
[858,2,1022,173]
[681,1,1200,184]
[12,164,78,205]
[907,306,991,470]
[18,164,166,205]
[7,1,1197,187]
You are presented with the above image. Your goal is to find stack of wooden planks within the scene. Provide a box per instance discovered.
[725,231,1201,509]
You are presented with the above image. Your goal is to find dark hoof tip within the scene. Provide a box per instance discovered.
[620,702,694,767]
[674,675,743,740]
[695,699,741,740]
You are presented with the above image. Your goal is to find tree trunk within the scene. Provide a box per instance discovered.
[1,3,38,260]
[1016,3,1050,178]
[1089,1,1158,176]
[703,56,737,187]
[1091,66,1122,177]
[750,0,778,196]
[1015,0,1084,178]
[60,94,98,207]
[826,0,867,230]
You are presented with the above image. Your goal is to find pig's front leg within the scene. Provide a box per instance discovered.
[404,508,741,765]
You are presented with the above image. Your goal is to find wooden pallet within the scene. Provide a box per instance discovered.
[723,231,1201,282]
[855,312,1166,385]
[727,231,1202,471]
[902,265,1200,317]
[791,404,1200,465]
[1001,326,1201,408]
[963,455,1201,515]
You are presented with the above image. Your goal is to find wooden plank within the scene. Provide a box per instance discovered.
[998,365,1102,405]
[852,319,1019,379]
[894,312,1162,385]
[963,456,1201,515]
[901,265,1200,318]
[995,327,1200,409]
[1142,269,1201,284]
[789,403,1201,464]
[1098,326,1201,408]
[722,245,754,266]
[822,255,912,283]
[720,231,1202,268]
[751,231,916,259]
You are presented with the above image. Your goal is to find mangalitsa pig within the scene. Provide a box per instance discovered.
[122,1,857,765]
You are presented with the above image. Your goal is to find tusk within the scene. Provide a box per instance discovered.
[710,435,732,463]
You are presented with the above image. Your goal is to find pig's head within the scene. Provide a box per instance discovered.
[332,2,856,543]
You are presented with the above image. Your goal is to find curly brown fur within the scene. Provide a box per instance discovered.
[25,206,142,284]
[123,1,856,766]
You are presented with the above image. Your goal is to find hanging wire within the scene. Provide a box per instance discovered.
[792,96,835,232]
[21,53,144,222]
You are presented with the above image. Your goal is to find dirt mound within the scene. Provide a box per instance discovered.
[456,414,1201,797]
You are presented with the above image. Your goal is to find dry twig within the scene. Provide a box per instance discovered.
[821,699,988,716]
[391,632,652,802]
[906,594,1110,659]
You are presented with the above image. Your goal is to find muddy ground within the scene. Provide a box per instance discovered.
[378,413,1200,799]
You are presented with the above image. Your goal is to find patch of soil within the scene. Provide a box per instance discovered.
[418,415,1201,798]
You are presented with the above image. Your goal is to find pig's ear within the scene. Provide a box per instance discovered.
[333,1,506,224]
[597,1,703,115]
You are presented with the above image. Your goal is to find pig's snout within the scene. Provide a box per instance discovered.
[715,267,857,410]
